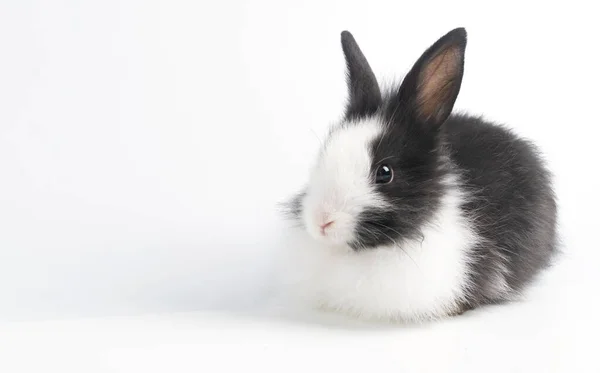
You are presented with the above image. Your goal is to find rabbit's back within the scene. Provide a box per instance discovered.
[443,113,558,305]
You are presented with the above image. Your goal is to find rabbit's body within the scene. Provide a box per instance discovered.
[278,28,557,322]
[442,114,557,309]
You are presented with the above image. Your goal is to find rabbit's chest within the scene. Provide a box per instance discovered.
[283,185,477,321]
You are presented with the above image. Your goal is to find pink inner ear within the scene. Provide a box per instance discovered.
[416,45,462,123]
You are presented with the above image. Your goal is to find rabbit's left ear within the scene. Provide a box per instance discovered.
[341,31,382,119]
[394,28,467,129]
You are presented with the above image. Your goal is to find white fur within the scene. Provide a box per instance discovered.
[277,117,479,322]
[485,253,512,299]
[302,119,388,245]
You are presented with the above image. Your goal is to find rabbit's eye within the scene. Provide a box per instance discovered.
[375,164,393,184]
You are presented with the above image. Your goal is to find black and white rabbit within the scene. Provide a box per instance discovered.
[277,28,558,322]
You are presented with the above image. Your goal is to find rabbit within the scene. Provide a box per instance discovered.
[276,27,558,323]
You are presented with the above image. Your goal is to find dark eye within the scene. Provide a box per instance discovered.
[375,164,393,184]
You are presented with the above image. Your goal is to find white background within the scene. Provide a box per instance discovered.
[1,0,599,371]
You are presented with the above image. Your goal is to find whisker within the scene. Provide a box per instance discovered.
[375,155,400,166]
[364,222,421,271]
[308,128,324,147]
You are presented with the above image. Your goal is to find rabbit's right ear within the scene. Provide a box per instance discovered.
[341,31,382,119]
[392,28,467,130]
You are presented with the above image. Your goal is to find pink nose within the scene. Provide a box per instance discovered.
[319,220,335,235]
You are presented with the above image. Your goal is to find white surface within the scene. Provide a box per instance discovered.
[0,0,598,372]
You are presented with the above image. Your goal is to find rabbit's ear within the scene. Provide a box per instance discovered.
[394,28,467,129]
[341,31,382,119]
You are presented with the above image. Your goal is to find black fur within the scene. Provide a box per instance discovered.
[284,28,558,309]
[341,31,382,120]
[351,28,467,251]
[443,114,558,306]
